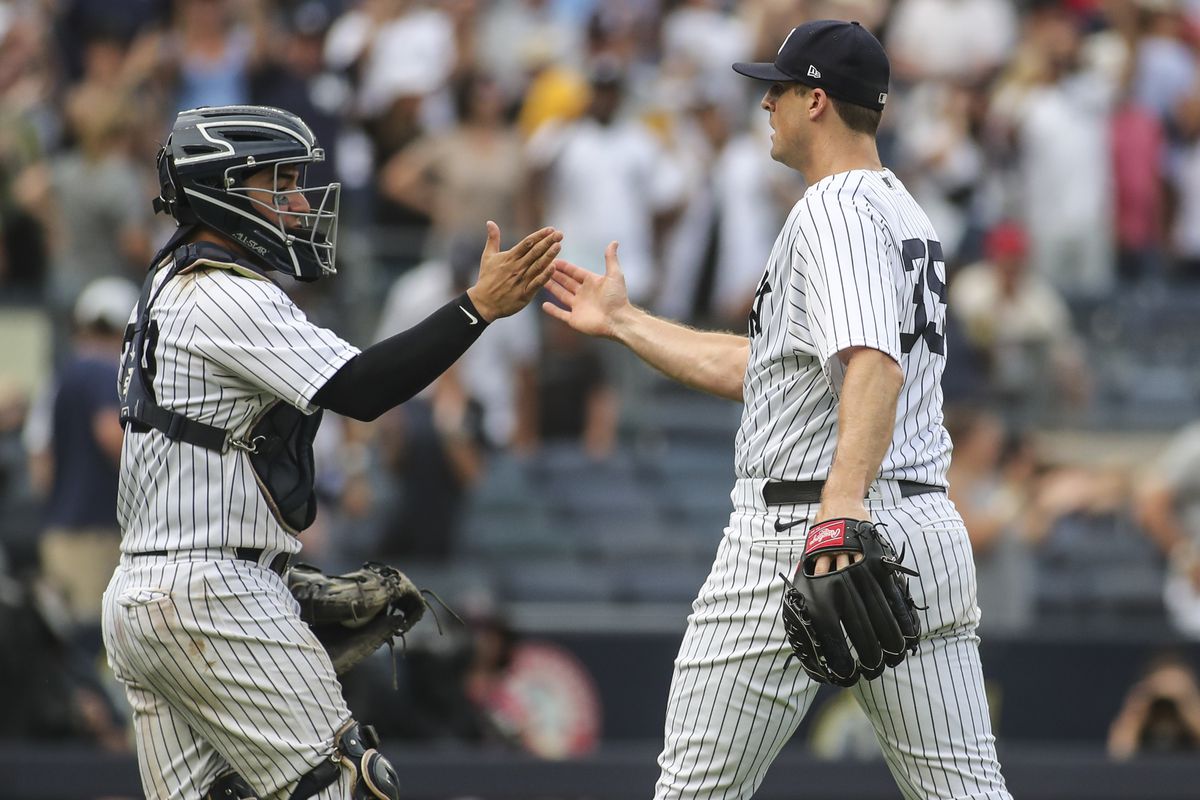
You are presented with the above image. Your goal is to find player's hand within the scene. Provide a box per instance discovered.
[541,241,632,339]
[811,502,869,575]
[467,222,562,321]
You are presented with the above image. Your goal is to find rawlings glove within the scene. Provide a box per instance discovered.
[779,518,922,688]
[287,561,428,675]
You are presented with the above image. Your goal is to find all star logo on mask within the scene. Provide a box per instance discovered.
[232,232,269,257]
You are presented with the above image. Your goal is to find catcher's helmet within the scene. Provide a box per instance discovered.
[154,105,340,281]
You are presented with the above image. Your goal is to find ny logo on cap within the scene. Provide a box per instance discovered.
[807,65,822,79]
[778,27,798,55]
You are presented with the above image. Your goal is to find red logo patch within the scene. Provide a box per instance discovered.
[804,520,847,556]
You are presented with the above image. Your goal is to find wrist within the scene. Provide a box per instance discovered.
[462,288,495,324]
[608,302,641,342]
[464,287,497,323]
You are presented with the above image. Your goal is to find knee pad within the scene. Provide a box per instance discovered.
[288,720,400,800]
[336,721,400,800]
[203,771,259,799]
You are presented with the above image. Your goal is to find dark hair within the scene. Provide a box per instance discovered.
[795,84,882,136]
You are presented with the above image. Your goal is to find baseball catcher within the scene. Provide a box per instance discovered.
[286,561,430,675]
[780,518,923,687]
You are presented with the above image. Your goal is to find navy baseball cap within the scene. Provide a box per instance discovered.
[733,20,890,112]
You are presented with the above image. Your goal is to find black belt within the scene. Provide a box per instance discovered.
[762,480,944,506]
[130,547,291,575]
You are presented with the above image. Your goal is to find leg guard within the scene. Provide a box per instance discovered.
[289,720,400,800]
[203,771,260,799]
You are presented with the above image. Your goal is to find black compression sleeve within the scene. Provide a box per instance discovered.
[312,292,488,421]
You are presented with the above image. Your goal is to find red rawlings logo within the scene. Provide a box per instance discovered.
[804,519,847,556]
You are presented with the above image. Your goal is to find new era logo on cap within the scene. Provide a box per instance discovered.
[807,65,822,79]
[879,92,888,105]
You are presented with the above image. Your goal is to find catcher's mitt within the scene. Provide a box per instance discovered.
[287,562,428,675]
[779,518,923,688]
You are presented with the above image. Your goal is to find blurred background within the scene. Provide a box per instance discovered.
[3,0,1200,797]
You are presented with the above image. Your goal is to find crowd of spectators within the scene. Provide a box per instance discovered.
[2,0,1200,757]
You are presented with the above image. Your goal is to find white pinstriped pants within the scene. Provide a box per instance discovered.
[102,555,356,800]
[654,479,1012,800]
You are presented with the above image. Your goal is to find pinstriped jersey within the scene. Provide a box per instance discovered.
[734,168,952,486]
[116,257,359,555]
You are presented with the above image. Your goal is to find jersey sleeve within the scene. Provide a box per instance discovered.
[190,272,361,413]
[795,194,902,369]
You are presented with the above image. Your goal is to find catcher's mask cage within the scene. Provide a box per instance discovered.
[154,105,340,281]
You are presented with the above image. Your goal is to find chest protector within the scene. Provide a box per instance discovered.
[119,241,322,533]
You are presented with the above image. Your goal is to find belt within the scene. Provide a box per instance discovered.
[762,480,944,506]
[129,547,291,575]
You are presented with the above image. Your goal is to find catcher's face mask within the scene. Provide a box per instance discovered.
[229,156,340,277]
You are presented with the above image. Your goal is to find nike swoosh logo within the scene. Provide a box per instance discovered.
[774,518,806,533]
[459,305,479,325]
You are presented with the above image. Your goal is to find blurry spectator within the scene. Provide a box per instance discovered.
[537,321,618,460]
[527,60,686,304]
[949,222,1088,415]
[18,89,152,312]
[1129,0,1197,124]
[327,0,457,134]
[1167,87,1200,279]
[1137,420,1200,636]
[893,81,988,263]
[1109,651,1200,759]
[1111,69,1167,283]
[169,0,267,112]
[887,0,1018,83]
[945,408,1037,633]
[23,278,137,632]
[990,6,1117,297]
[658,91,793,327]
[381,71,532,257]
[660,0,751,98]
[477,0,583,103]
[250,1,348,187]
[515,40,591,138]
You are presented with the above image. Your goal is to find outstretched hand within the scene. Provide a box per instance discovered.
[467,221,562,321]
[541,241,631,339]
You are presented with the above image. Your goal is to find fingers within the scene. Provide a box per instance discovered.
[604,240,621,277]
[524,231,563,280]
[555,259,595,285]
[541,300,570,323]
[527,250,559,293]
[836,553,851,571]
[513,226,557,255]
[551,263,582,293]
[543,276,575,307]
[813,555,833,576]
[484,220,501,255]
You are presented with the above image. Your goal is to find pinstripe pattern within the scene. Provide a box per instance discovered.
[103,557,353,799]
[735,169,951,486]
[116,261,358,555]
[656,169,1008,799]
[654,486,1009,800]
[104,256,361,798]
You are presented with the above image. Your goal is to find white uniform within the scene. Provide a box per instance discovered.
[102,255,362,800]
[655,169,1011,800]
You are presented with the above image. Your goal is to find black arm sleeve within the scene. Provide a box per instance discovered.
[312,292,489,421]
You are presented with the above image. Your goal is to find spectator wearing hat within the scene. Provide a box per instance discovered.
[527,59,686,305]
[949,221,1088,417]
[23,277,138,633]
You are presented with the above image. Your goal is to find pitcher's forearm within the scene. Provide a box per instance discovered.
[822,349,903,505]
[610,305,748,401]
